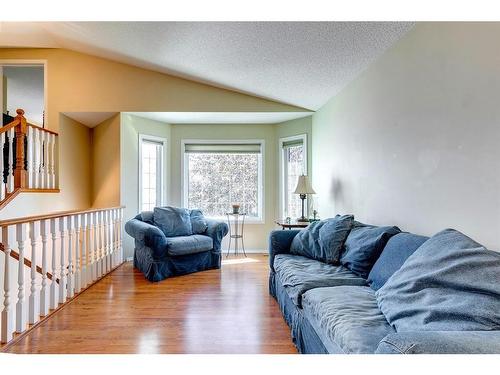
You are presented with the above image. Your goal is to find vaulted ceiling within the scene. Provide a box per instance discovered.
[0,22,414,111]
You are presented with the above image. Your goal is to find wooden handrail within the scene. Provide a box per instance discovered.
[27,123,59,136]
[0,243,56,282]
[0,117,20,134]
[0,205,125,227]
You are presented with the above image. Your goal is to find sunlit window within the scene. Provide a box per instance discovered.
[280,136,307,219]
[139,136,166,212]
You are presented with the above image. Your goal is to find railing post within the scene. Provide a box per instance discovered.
[40,219,50,316]
[67,216,74,298]
[58,217,67,304]
[14,109,27,190]
[16,223,27,333]
[29,221,40,324]
[75,214,81,293]
[1,226,14,343]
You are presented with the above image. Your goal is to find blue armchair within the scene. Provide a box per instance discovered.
[125,207,228,282]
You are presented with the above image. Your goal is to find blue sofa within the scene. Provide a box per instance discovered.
[269,219,500,354]
[125,207,228,282]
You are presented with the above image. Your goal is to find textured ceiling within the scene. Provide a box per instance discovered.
[1,22,414,110]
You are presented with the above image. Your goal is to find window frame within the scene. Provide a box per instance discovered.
[181,138,265,224]
[138,133,168,212]
[278,134,308,219]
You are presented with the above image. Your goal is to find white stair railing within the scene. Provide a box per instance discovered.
[0,206,124,346]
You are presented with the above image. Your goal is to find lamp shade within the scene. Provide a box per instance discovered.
[294,175,316,194]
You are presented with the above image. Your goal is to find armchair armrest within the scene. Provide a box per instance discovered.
[269,229,301,271]
[376,331,500,354]
[125,218,167,258]
[205,219,229,252]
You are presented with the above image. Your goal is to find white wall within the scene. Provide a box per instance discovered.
[312,22,500,249]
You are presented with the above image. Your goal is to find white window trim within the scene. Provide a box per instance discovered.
[138,134,168,212]
[0,59,48,128]
[181,138,265,224]
[278,133,308,220]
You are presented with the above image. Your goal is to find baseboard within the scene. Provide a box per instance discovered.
[223,248,268,254]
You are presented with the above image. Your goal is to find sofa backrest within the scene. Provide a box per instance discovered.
[367,232,429,290]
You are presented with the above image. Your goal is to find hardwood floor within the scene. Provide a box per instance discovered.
[4,255,297,354]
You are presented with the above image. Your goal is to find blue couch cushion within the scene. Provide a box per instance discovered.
[190,209,208,234]
[274,254,366,307]
[290,214,354,264]
[367,233,429,290]
[340,222,400,278]
[302,286,395,354]
[376,228,500,332]
[154,206,193,237]
[166,234,213,256]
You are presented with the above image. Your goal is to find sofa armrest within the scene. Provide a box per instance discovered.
[205,219,229,252]
[125,218,168,258]
[376,331,500,354]
[268,229,301,271]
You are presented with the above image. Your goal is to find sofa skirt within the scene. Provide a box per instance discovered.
[270,271,334,354]
[134,242,221,282]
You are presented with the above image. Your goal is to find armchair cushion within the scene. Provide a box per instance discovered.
[190,209,208,234]
[269,229,301,271]
[154,206,192,237]
[167,235,213,256]
[376,228,500,332]
[124,217,167,258]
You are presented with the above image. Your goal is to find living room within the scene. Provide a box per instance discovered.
[1,0,500,373]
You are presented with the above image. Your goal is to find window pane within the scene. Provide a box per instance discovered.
[187,152,260,218]
[285,144,304,218]
[141,139,163,212]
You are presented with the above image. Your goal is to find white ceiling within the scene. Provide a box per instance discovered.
[0,22,414,110]
[125,111,313,125]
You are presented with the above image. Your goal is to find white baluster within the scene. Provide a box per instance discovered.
[66,216,74,299]
[0,132,5,201]
[98,211,103,277]
[40,219,49,316]
[34,128,41,189]
[81,213,87,288]
[104,210,110,273]
[16,223,27,333]
[1,226,14,343]
[29,221,40,324]
[58,218,67,304]
[120,208,124,263]
[74,214,81,293]
[50,133,56,189]
[42,131,48,189]
[49,218,58,310]
[91,212,97,281]
[7,128,14,193]
[27,126,34,188]
[111,209,117,268]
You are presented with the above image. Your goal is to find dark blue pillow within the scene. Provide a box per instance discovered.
[153,206,192,237]
[340,221,401,278]
[290,214,354,264]
[190,209,208,234]
[367,232,429,290]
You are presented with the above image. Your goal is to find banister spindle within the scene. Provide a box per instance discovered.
[27,126,34,188]
[29,221,40,324]
[7,128,14,193]
[49,218,58,310]
[1,132,5,201]
[16,223,27,333]
[111,209,117,268]
[81,213,88,288]
[74,214,81,293]
[40,219,50,316]
[49,133,56,189]
[104,210,110,273]
[98,211,103,277]
[42,131,49,189]
[92,212,98,281]
[58,217,67,304]
[67,216,74,299]
[1,227,14,343]
[120,208,124,263]
[33,128,40,189]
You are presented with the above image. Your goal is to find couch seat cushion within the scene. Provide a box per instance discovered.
[166,234,213,256]
[376,228,500,332]
[274,254,366,307]
[302,286,395,354]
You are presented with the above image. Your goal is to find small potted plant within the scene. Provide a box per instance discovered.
[232,204,241,214]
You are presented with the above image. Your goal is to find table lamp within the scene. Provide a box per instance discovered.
[294,175,316,222]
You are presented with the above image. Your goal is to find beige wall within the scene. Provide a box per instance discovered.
[312,22,500,249]
[91,114,121,208]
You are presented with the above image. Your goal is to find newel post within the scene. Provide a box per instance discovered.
[14,109,27,189]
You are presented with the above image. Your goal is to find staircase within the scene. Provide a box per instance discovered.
[1,109,59,210]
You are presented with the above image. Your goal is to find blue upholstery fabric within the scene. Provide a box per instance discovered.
[302,286,395,354]
[153,206,192,237]
[274,254,366,307]
[167,235,213,256]
[376,229,500,332]
[375,331,500,354]
[367,233,429,290]
[340,222,400,278]
[190,209,208,234]
[290,215,354,264]
[125,211,228,282]
[269,229,301,271]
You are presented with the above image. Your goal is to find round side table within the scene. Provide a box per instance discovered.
[226,212,247,257]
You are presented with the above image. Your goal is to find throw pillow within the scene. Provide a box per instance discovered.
[153,206,193,237]
[190,209,208,234]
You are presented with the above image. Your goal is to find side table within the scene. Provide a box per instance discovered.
[226,212,247,257]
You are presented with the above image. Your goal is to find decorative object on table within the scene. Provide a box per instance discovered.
[286,216,291,224]
[293,174,316,222]
[226,212,246,257]
[275,219,309,230]
[231,204,240,214]
[309,209,320,222]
